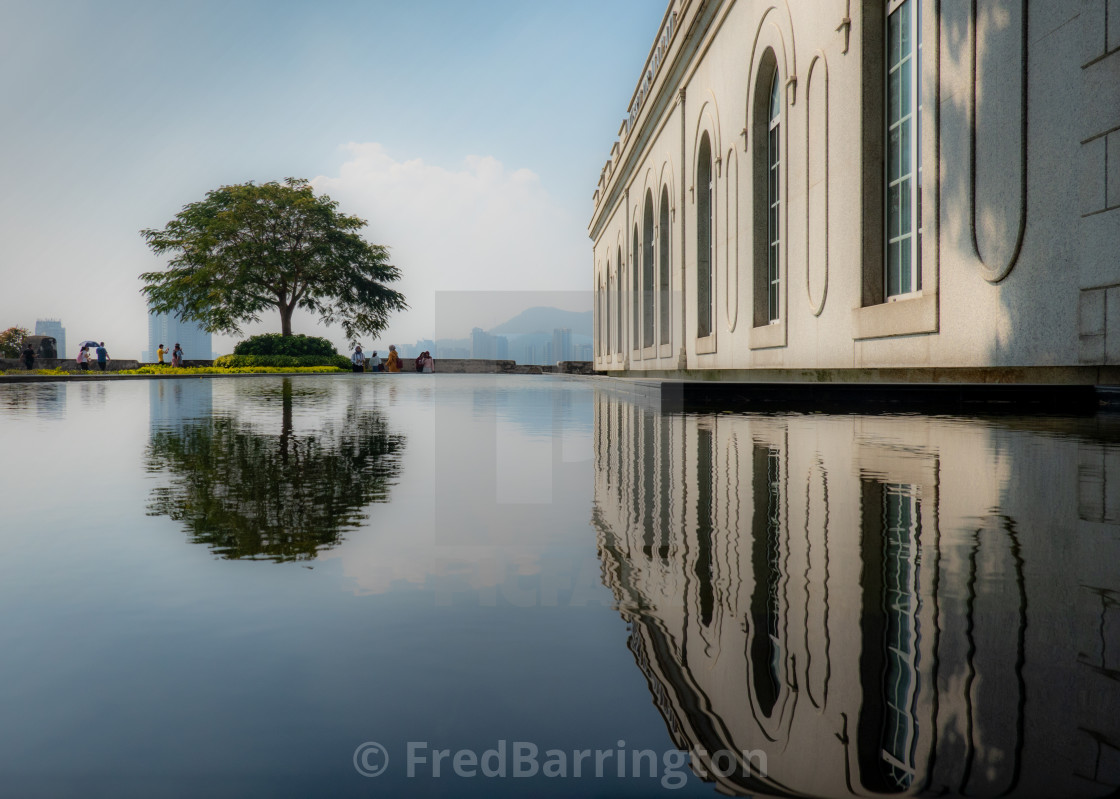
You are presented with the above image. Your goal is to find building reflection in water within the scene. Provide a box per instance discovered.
[145,378,404,561]
[0,382,67,419]
[592,388,1120,798]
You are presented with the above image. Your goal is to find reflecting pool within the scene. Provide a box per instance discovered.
[0,375,1118,798]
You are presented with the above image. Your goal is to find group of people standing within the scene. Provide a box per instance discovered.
[18,340,112,371]
[351,344,431,374]
[76,342,111,371]
[156,343,185,367]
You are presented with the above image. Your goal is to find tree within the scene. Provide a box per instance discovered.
[0,326,30,358]
[140,178,407,338]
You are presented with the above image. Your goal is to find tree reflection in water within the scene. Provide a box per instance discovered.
[146,379,404,561]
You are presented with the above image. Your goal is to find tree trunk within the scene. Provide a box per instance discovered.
[280,304,293,336]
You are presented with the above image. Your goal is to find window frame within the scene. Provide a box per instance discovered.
[852,0,937,340]
[642,190,656,351]
[616,246,623,358]
[605,263,612,358]
[632,225,640,353]
[696,132,714,341]
[659,185,671,347]
[884,0,922,300]
[767,73,782,323]
[749,47,787,349]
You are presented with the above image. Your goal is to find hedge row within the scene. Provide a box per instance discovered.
[232,334,337,358]
[214,354,350,369]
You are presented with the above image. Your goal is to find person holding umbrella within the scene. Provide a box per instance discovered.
[75,340,101,372]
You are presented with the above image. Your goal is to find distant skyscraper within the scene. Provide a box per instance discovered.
[146,311,213,363]
[552,328,572,363]
[34,319,66,358]
[471,327,498,359]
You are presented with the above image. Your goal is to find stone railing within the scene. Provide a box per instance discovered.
[371,359,597,375]
[0,358,141,371]
[624,1,679,137]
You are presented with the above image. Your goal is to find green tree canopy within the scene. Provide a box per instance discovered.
[0,326,30,358]
[140,178,407,338]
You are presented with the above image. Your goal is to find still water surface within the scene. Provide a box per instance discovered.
[0,375,1118,798]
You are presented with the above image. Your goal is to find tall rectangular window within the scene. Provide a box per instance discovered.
[886,0,921,298]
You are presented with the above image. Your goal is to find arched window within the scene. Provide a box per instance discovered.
[598,276,605,357]
[605,261,612,357]
[697,133,713,338]
[753,53,781,328]
[632,225,640,349]
[767,73,781,323]
[659,186,671,345]
[643,191,655,348]
[616,246,623,355]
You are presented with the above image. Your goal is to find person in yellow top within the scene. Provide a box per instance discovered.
[157,344,166,365]
[385,345,401,372]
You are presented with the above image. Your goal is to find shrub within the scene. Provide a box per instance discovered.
[214,354,350,369]
[232,334,338,358]
[0,326,31,358]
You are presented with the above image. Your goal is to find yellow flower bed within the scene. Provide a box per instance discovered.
[1,366,348,376]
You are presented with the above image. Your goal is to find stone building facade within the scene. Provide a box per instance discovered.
[589,0,1120,382]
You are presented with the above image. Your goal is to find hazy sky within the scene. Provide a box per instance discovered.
[0,0,664,357]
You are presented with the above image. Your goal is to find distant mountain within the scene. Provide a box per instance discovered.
[488,306,593,337]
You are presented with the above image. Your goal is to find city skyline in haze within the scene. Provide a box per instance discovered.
[0,0,664,357]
